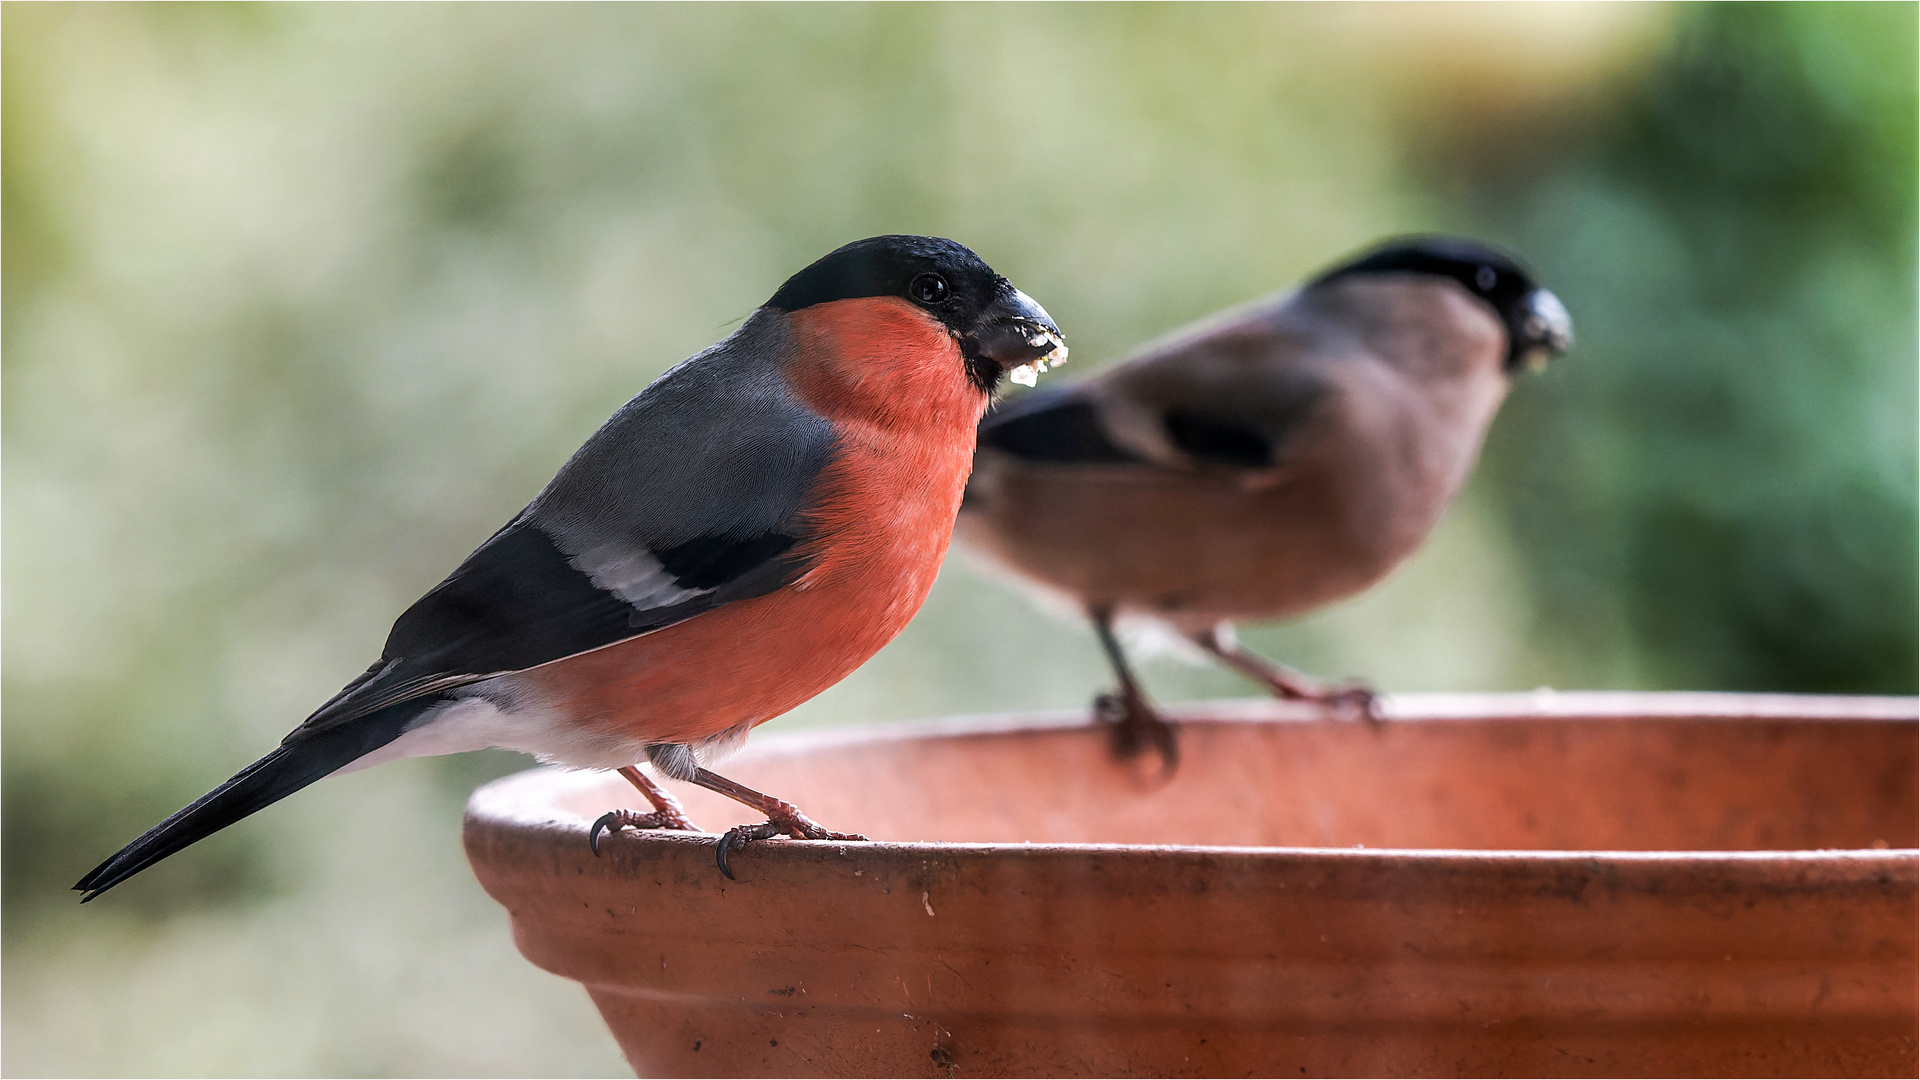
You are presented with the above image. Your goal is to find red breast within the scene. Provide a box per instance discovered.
[520,297,988,746]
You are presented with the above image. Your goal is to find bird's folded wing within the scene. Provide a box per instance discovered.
[979,366,1331,472]
[976,384,1145,464]
[290,327,836,739]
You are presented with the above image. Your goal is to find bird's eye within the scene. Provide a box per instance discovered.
[1475,265,1498,292]
[910,273,951,304]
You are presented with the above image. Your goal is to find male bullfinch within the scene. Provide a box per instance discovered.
[957,237,1570,769]
[77,235,1067,896]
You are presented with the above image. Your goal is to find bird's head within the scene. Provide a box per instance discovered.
[1313,237,1572,373]
[769,235,1066,394]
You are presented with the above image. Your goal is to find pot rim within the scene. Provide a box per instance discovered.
[467,690,1919,864]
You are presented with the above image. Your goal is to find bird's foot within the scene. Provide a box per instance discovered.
[1093,687,1179,776]
[1319,682,1382,727]
[1193,624,1382,728]
[714,798,869,880]
[589,806,700,855]
[1264,677,1380,727]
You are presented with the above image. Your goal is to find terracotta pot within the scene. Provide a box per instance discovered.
[463,692,1918,1078]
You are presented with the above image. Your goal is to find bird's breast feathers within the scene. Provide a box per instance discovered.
[504,431,971,756]
[475,301,985,758]
[782,296,991,433]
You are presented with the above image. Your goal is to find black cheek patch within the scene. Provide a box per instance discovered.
[963,348,1001,394]
[1162,410,1274,468]
[654,531,800,591]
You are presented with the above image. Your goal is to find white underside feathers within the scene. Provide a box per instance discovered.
[330,677,656,776]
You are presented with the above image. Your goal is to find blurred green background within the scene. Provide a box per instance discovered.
[4,3,1913,1076]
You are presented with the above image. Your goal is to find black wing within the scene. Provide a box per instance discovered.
[295,518,812,735]
[293,311,835,738]
[976,385,1143,464]
[978,376,1328,471]
[76,311,834,901]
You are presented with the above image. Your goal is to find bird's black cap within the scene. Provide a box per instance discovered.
[768,235,1002,325]
[1314,236,1572,369]
[767,235,1063,390]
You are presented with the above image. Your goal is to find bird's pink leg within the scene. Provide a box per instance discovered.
[1090,606,1180,775]
[1194,622,1380,725]
[617,764,700,828]
[588,765,701,854]
[687,768,870,880]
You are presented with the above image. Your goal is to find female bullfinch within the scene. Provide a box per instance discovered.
[77,235,1067,896]
[958,237,1569,771]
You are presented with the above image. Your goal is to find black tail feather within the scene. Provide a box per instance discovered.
[73,700,431,901]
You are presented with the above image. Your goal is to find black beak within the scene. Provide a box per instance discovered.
[968,286,1067,372]
[1515,287,1573,371]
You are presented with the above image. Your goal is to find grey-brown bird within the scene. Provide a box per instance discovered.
[956,237,1572,768]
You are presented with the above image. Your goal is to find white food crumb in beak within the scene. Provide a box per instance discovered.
[1006,328,1066,387]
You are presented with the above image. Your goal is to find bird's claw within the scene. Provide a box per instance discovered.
[1093,689,1180,776]
[715,821,782,878]
[1323,683,1382,728]
[589,806,699,855]
[714,802,870,880]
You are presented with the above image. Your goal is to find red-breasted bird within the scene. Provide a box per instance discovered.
[957,237,1570,768]
[76,235,1067,896]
